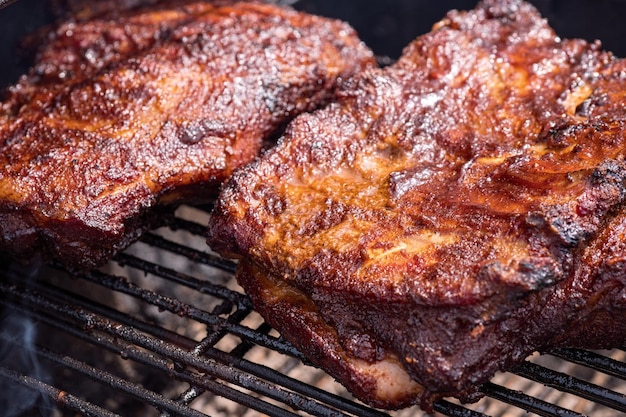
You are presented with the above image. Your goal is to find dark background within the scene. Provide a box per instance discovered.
[295,0,626,59]
[2,0,626,87]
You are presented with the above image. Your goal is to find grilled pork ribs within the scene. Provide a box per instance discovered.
[0,0,374,269]
[207,0,626,409]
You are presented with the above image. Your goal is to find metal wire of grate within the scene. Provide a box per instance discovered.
[1,205,625,417]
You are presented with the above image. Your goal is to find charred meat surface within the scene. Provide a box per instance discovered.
[207,0,626,409]
[0,0,375,269]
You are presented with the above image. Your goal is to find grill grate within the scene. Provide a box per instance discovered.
[1,205,625,417]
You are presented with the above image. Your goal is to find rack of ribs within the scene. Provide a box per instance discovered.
[0,0,375,269]
[207,0,626,410]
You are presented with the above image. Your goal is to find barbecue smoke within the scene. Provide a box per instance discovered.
[0,311,52,416]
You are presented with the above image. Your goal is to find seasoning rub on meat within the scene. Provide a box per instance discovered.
[207,0,626,409]
[0,0,375,269]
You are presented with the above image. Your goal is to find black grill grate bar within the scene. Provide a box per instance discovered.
[431,401,488,417]
[0,365,121,417]
[110,252,244,306]
[165,321,271,417]
[161,386,206,417]
[0,281,380,417]
[8,272,205,350]
[207,343,391,417]
[69,266,301,357]
[199,328,394,417]
[138,231,237,274]
[169,211,213,236]
[480,382,586,417]
[513,361,626,412]
[0,329,212,417]
[548,348,626,380]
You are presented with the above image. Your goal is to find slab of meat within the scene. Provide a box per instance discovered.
[0,0,375,269]
[207,0,626,409]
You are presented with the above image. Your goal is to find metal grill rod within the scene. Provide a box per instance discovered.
[480,382,585,417]
[513,361,626,412]
[0,365,121,417]
[139,231,237,274]
[549,348,626,380]
[70,265,301,357]
[169,211,214,236]
[430,401,487,417]
[113,251,242,307]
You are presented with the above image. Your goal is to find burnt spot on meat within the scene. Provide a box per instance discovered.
[536,160,626,247]
[177,118,230,145]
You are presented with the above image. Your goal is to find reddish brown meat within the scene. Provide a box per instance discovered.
[0,0,375,269]
[207,0,626,409]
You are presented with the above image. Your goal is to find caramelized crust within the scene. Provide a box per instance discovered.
[0,0,374,268]
[208,0,626,408]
